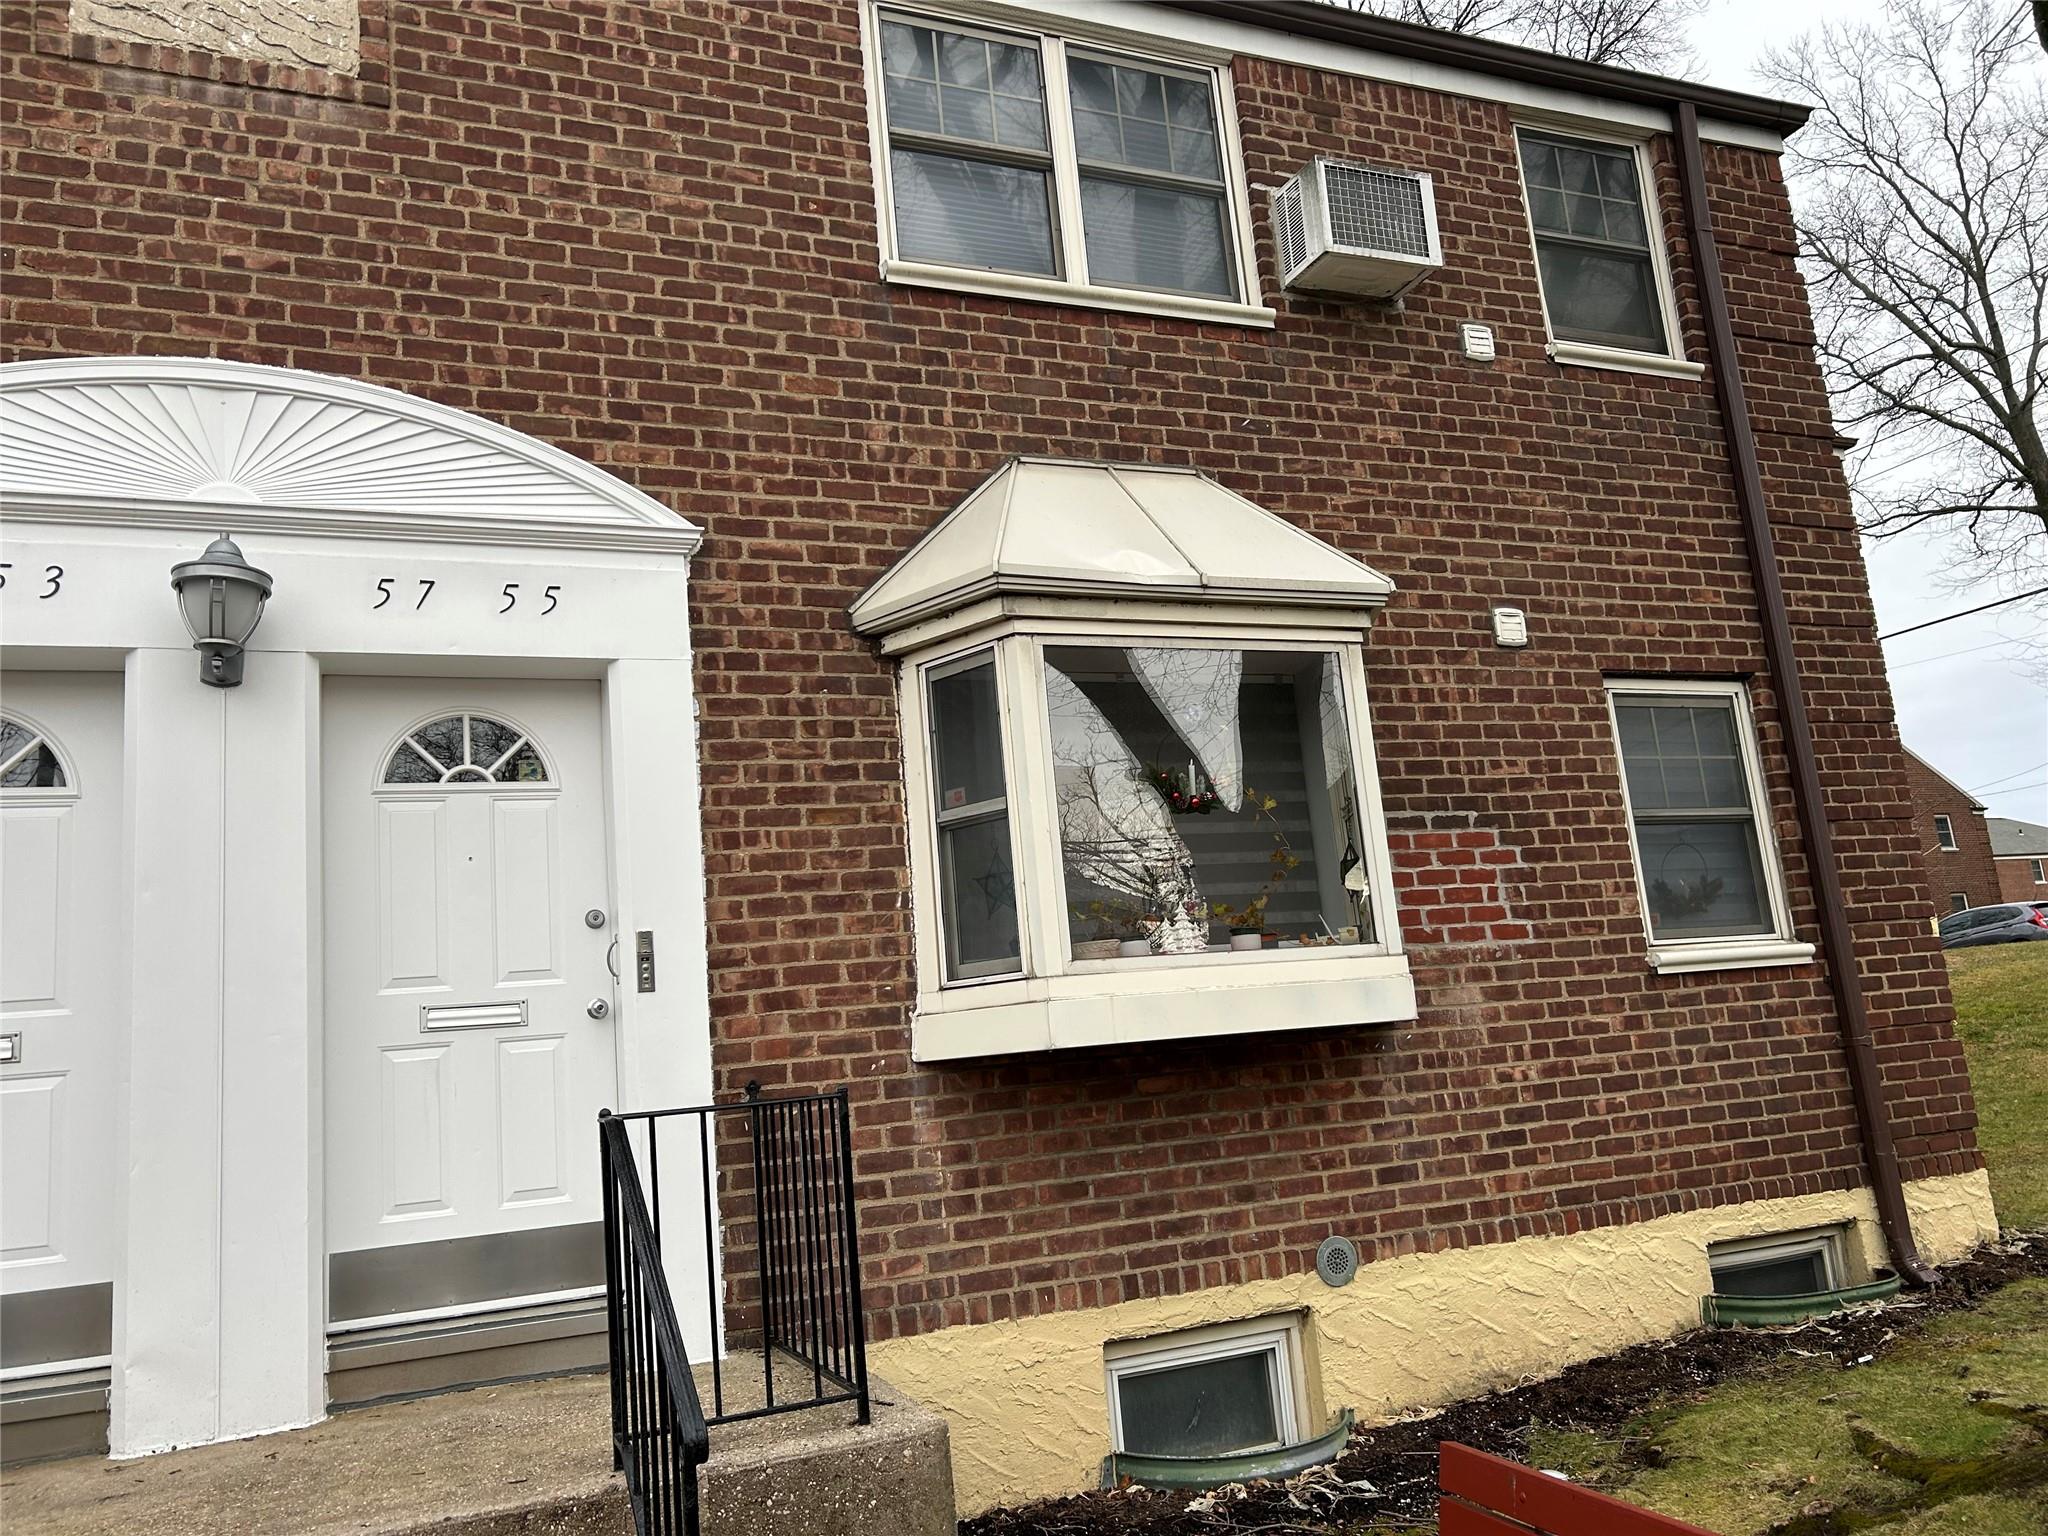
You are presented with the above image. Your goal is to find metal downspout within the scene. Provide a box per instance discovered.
[1670,101,1938,1286]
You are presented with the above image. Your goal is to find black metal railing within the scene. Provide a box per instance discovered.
[600,1112,709,1536]
[600,1086,871,1530]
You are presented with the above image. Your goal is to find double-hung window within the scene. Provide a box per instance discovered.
[1516,128,1690,373]
[866,8,1266,323]
[1934,813,1958,852]
[1606,679,1811,973]
[2032,858,2045,884]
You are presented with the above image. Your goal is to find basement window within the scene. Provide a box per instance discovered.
[1707,1228,1845,1298]
[1105,1318,1305,1459]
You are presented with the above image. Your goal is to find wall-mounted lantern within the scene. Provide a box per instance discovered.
[169,534,273,688]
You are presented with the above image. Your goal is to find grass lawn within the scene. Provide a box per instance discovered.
[1524,943,2048,1534]
[1948,945,2048,1231]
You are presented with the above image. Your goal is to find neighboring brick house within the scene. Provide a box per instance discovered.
[0,0,2000,1514]
[1991,817,2048,903]
[1902,749,2001,915]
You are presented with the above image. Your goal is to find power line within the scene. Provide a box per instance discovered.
[1969,760,2048,792]
[1979,780,2048,798]
[1890,638,2025,669]
[1877,586,2048,641]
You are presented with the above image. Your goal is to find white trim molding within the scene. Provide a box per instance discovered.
[0,357,702,555]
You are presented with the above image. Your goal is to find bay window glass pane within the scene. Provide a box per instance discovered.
[1117,1351,1279,1457]
[1046,646,1373,954]
[1534,242,1666,352]
[929,656,1020,980]
[890,149,1055,275]
[1078,178,1230,297]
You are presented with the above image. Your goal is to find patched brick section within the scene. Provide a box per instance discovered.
[0,0,1984,1347]
[1387,815,1533,946]
[71,0,359,73]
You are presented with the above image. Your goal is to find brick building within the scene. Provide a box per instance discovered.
[1991,817,2048,904]
[0,0,1999,1514]
[1901,749,2001,916]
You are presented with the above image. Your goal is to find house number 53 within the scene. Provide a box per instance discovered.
[372,578,560,615]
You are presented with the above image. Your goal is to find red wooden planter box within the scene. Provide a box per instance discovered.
[1439,1443,1719,1535]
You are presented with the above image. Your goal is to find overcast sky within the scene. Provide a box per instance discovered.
[1683,0,2048,827]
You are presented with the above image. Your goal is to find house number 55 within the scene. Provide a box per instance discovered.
[498,584,562,614]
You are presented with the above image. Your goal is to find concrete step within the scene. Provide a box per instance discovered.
[0,1363,952,1536]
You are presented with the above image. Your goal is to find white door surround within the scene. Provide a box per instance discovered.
[0,357,712,1457]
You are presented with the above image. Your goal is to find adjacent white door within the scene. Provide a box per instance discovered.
[1,674,124,1322]
[321,678,618,1318]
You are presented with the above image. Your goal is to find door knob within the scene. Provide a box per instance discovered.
[586,998,610,1019]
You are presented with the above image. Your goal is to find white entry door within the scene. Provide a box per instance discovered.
[1,674,124,1363]
[322,678,618,1325]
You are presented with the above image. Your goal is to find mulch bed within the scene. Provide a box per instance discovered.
[961,1232,2048,1535]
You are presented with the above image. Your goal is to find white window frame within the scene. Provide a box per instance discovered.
[1104,1315,1307,1457]
[858,1,1274,328]
[1604,678,1813,975]
[0,710,78,802]
[1510,118,1701,380]
[1934,813,1958,851]
[1707,1226,1847,1295]
[1950,891,1970,914]
[899,615,1414,1060]
[2031,858,2045,884]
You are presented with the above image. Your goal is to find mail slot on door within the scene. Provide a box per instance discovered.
[419,1000,528,1032]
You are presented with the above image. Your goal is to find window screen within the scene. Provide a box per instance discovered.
[1612,692,1774,942]
[1518,131,1668,353]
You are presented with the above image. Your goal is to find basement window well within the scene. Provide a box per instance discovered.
[1105,1318,1305,1459]
[851,458,1417,1062]
[1702,1227,1899,1327]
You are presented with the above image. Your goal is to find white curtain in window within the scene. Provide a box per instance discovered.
[1046,668,1191,909]
[1129,646,1243,810]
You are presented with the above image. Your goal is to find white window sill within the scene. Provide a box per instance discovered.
[1548,339,1706,380]
[1649,937,1817,975]
[911,952,1415,1062]
[882,259,1277,330]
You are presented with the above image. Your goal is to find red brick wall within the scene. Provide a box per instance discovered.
[1997,858,2047,904]
[0,1,1983,1345]
[1900,755,2001,915]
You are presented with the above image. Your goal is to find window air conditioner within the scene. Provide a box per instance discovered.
[1270,158,1443,300]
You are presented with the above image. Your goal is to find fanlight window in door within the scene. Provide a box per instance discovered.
[0,715,68,790]
[381,714,551,786]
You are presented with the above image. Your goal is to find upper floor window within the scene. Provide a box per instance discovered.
[2032,858,2045,884]
[1934,813,1958,851]
[1605,679,1812,975]
[1516,128,1690,374]
[863,7,1269,326]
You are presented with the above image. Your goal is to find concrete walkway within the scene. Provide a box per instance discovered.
[1,1373,626,1536]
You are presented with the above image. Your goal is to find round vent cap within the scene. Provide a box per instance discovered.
[1316,1234,1359,1288]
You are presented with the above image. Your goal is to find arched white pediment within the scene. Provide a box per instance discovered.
[0,356,700,554]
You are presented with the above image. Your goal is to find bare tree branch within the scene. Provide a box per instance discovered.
[1333,0,1707,72]
[1760,0,2048,605]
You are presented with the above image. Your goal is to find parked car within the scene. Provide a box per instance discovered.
[1939,902,2048,948]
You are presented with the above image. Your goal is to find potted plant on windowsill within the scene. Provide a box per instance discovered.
[1210,791,1301,952]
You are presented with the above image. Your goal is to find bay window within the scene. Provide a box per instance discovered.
[1605,679,1813,974]
[863,6,1269,324]
[859,458,1413,1062]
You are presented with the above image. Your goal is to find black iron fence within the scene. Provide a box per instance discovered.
[599,1086,871,1535]
[599,1112,709,1536]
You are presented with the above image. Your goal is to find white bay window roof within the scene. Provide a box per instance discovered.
[849,458,1395,640]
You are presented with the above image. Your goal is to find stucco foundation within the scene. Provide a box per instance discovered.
[870,1170,1998,1515]
[70,0,359,72]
